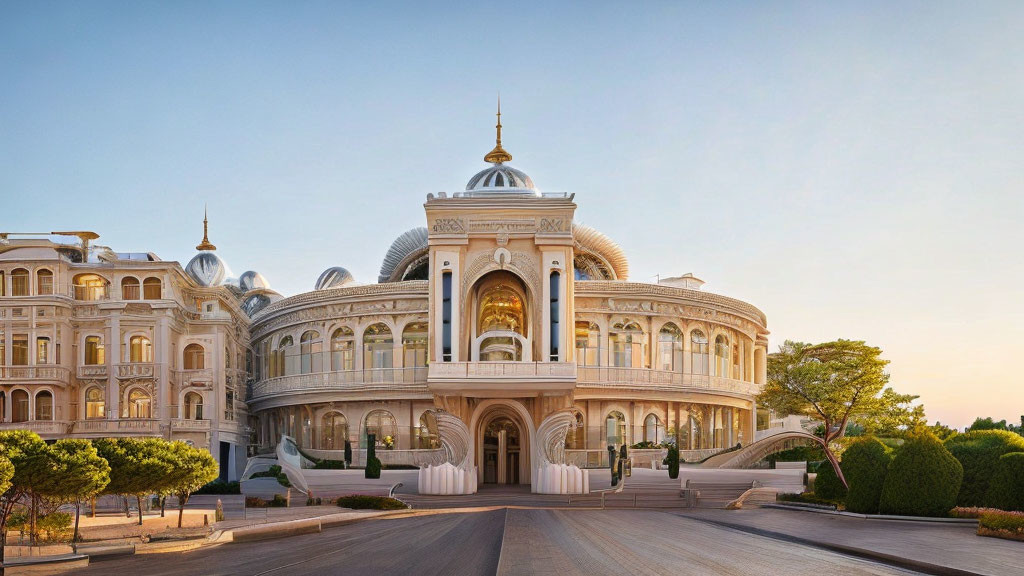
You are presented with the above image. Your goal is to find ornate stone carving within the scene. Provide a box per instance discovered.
[432,218,465,234]
[536,409,575,466]
[538,218,567,234]
[429,409,472,468]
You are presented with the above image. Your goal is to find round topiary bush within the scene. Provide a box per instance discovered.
[841,437,892,514]
[813,460,847,502]
[945,430,1024,507]
[880,433,963,517]
[984,452,1024,512]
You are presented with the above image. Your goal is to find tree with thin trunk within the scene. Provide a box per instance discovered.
[163,442,219,528]
[37,440,110,543]
[94,438,173,526]
[760,340,906,489]
[0,430,48,575]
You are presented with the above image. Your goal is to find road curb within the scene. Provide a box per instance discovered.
[764,503,980,524]
[686,515,986,576]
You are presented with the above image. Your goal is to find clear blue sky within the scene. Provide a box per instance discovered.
[2,2,1022,429]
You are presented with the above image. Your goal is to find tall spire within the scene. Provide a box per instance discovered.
[484,95,512,164]
[196,204,217,251]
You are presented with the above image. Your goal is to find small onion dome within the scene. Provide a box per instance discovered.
[464,163,538,195]
[239,270,270,292]
[241,290,280,318]
[315,267,355,290]
[572,224,629,281]
[379,227,429,283]
[185,252,230,287]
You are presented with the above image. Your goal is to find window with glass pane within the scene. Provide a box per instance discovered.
[658,323,683,371]
[10,269,28,296]
[73,274,108,301]
[85,336,105,365]
[277,337,296,375]
[126,388,151,418]
[363,409,397,449]
[130,335,152,363]
[184,391,203,419]
[184,343,205,370]
[300,331,322,374]
[12,390,28,422]
[644,413,663,443]
[715,335,730,377]
[321,412,348,450]
[143,277,161,299]
[605,411,626,446]
[403,323,428,367]
[12,335,28,365]
[575,321,600,366]
[85,387,105,419]
[36,337,49,364]
[549,272,560,361]
[121,277,140,300]
[35,391,53,420]
[0,271,5,296]
[36,269,53,295]
[362,324,393,369]
[690,330,709,375]
[610,323,642,368]
[331,328,354,371]
[0,334,5,366]
[441,272,452,361]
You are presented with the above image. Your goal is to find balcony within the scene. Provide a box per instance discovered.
[427,361,577,395]
[249,367,428,401]
[172,368,214,388]
[116,363,156,379]
[72,418,161,435]
[575,366,761,397]
[170,418,211,432]
[77,365,108,380]
[0,366,71,385]
[0,421,71,436]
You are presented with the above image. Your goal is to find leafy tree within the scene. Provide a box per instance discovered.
[0,457,11,497]
[164,442,219,528]
[94,438,174,525]
[967,417,1008,432]
[761,340,912,488]
[925,421,959,441]
[36,440,110,542]
[0,430,49,569]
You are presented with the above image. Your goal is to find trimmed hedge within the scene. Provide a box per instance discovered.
[195,479,241,494]
[984,452,1024,512]
[945,430,1024,507]
[879,434,962,517]
[842,437,892,514]
[336,495,407,510]
[666,444,680,480]
[978,510,1024,542]
[813,460,847,502]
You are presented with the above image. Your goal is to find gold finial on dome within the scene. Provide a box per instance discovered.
[196,205,217,251]
[484,95,512,164]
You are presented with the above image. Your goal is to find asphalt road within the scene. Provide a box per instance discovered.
[70,509,924,576]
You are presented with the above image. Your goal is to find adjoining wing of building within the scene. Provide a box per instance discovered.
[0,115,769,485]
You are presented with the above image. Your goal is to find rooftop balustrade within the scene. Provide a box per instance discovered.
[576,366,761,396]
[0,366,71,384]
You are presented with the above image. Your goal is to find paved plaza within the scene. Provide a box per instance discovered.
[63,507,1007,576]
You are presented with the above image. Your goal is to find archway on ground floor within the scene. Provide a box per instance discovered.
[470,400,533,487]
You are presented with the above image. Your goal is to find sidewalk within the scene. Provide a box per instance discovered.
[681,507,1023,576]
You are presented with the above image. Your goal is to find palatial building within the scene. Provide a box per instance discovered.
[0,109,770,487]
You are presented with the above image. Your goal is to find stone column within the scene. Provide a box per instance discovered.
[497,429,507,485]
[108,317,120,419]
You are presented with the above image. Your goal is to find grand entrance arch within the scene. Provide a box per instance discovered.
[469,400,534,486]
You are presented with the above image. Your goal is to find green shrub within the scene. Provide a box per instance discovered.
[365,457,382,479]
[666,444,680,480]
[777,492,838,507]
[251,465,291,487]
[269,494,288,507]
[245,496,267,508]
[344,440,353,465]
[813,460,847,502]
[945,430,1024,507]
[313,459,347,470]
[38,512,73,542]
[984,452,1024,512]
[977,510,1024,542]
[7,510,28,532]
[879,433,962,517]
[195,480,241,495]
[767,445,825,467]
[842,437,892,514]
[336,495,407,510]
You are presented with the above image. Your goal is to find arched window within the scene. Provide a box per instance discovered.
[362,324,393,369]
[321,412,348,450]
[610,322,643,368]
[85,387,105,419]
[644,414,663,444]
[125,388,151,418]
[73,274,108,301]
[658,323,683,371]
[278,336,294,376]
[143,277,161,300]
[416,412,439,449]
[690,330,709,375]
[300,331,322,374]
[0,271,5,296]
[575,321,600,366]
[715,335,730,377]
[11,390,29,423]
[605,411,626,446]
[84,336,105,365]
[36,337,50,365]
[121,277,140,300]
[35,391,53,421]
[36,269,53,295]
[331,327,354,371]
[183,343,205,370]
[184,391,204,420]
[402,323,428,368]
[565,411,586,450]
[129,335,152,363]
[474,272,529,362]
[363,410,397,449]
[10,269,29,296]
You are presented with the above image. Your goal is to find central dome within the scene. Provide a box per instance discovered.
[465,163,538,194]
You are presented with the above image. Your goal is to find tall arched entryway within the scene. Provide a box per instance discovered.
[471,401,533,487]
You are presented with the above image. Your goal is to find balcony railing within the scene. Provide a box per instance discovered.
[428,361,577,380]
[0,366,71,383]
[72,418,161,435]
[116,363,158,379]
[77,365,108,380]
[576,366,761,396]
[249,367,428,400]
[170,418,211,431]
[0,421,71,435]
[172,368,214,388]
